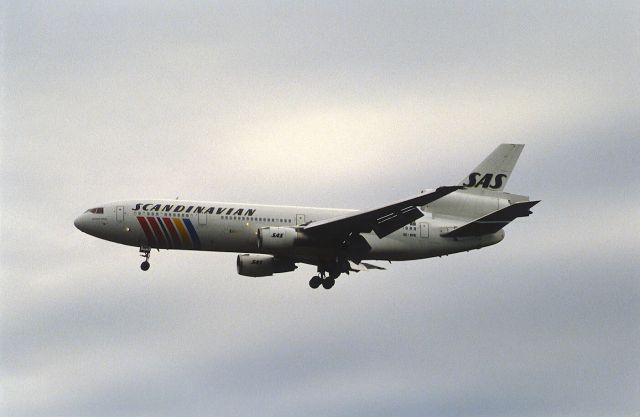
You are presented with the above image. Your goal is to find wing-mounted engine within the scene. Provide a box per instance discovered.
[257,227,314,251]
[236,254,297,277]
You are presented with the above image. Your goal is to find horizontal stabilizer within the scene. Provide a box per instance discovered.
[442,200,540,238]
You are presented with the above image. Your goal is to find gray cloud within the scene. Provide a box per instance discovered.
[2,1,639,416]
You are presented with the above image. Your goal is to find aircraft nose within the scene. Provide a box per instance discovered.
[74,214,87,232]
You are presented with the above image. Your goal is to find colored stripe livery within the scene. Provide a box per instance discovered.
[136,216,202,249]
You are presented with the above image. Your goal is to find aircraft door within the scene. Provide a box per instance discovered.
[198,212,207,225]
[296,214,305,225]
[116,206,124,222]
[420,222,429,238]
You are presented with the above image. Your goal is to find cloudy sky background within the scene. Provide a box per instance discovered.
[2,1,639,416]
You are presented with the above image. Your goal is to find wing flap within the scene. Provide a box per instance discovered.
[442,200,540,238]
[348,261,387,272]
[373,206,423,238]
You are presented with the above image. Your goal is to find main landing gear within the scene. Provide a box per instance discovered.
[139,247,151,271]
[309,271,337,290]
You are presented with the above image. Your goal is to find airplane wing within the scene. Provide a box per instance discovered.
[441,200,540,238]
[302,186,462,239]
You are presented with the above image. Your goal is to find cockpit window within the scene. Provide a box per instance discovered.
[86,207,104,214]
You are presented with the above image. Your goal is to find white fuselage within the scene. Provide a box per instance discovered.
[74,198,504,264]
[73,144,535,288]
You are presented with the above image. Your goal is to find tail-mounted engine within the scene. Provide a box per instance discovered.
[236,254,297,277]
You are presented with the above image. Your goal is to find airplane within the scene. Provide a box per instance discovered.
[74,144,539,289]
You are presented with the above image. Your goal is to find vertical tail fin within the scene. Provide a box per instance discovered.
[459,144,524,192]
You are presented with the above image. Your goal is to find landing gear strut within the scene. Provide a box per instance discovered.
[140,247,151,271]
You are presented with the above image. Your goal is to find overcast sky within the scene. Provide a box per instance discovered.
[1,1,639,416]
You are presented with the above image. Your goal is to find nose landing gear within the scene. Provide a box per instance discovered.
[139,247,151,271]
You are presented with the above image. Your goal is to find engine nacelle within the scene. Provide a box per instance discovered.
[257,227,299,251]
[236,254,297,277]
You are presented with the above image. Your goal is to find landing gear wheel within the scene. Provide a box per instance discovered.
[309,276,322,289]
[139,247,151,271]
[322,278,335,290]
